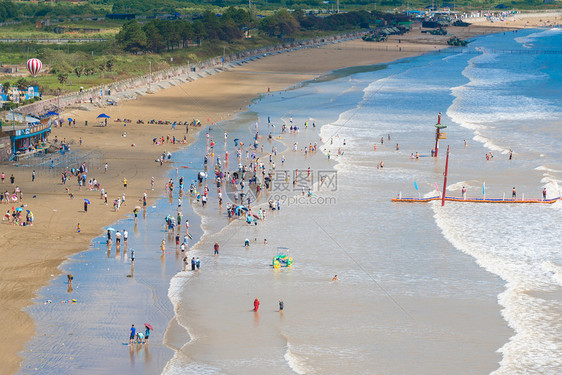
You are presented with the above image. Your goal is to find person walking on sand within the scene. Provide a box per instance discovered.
[191,257,196,271]
[512,187,517,200]
[76,223,81,233]
[279,299,284,312]
[123,178,128,189]
[129,324,136,345]
[32,170,35,182]
[214,242,219,255]
[253,298,260,312]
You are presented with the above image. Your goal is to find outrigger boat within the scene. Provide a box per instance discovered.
[392,125,560,205]
[392,196,561,204]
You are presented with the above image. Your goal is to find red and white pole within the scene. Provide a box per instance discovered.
[442,145,450,206]
[434,112,441,158]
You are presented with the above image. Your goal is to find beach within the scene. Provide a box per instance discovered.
[1,30,451,374]
[2,16,562,374]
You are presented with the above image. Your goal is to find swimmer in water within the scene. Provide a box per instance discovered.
[332,275,339,281]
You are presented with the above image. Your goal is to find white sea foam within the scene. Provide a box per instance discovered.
[162,359,222,375]
[541,261,562,286]
[515,28,562,46]
[473,132,510,153]
[535,165,562,174]
[283,340,312,375]
[432,202,562,374]
[167,271,196,341]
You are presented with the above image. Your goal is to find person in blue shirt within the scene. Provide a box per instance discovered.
[144,325,151,344]
[129,324,136,345]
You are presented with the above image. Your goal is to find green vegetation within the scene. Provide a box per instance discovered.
[0,0,558,102]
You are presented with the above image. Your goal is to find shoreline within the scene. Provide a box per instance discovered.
[1,20,552,374]
[160,58,511,373]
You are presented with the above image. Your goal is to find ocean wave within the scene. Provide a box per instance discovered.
[163,359,222,375]
[432,202,562,374]
[541,261,562,286]
[282,336,312,375]
[535,165,562,174]
[515,28,562,46]
[472,132,510,153]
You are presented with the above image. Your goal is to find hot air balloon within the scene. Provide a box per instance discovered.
[26,58,42,77]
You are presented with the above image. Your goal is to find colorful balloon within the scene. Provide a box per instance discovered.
[26,58,42,77]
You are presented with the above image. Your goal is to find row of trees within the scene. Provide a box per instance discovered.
[116,9,409,53]
[117,7,253,53]
[55,60,115,85]
[0,1,101,22]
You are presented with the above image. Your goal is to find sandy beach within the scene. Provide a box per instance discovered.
[1,15,559,374]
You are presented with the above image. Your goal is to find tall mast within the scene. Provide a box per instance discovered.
[442,145,450,206]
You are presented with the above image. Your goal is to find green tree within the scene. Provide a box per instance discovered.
[74,66,83,78]
[16,78,29,91]
[2,81,10,93]
[57,73,68,85]
[116,20,147,54]
[143,21,165,53]
[179,21,194,48]
[259,10,300,37]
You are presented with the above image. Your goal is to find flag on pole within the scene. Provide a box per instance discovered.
[414,181,418,190]
[483,182,486,195]
[434,182,439,192]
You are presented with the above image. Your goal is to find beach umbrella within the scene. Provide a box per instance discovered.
[16,207,23,211]
[84,199,90,204]
[144,323,153,330]
[46,111,59,116]
[68,118,73,122]
[134,206,141,210]
[97,113,110,119]
[106,227,116,231]
[26,210,30,213]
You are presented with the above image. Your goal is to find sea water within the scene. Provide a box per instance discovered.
[20,29,562,375]
[163,29,562,374]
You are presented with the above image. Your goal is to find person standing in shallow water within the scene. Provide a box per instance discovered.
[129,324,136,345]
[253,298,260,312]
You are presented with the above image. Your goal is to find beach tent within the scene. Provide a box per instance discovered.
[46,111,59,116]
